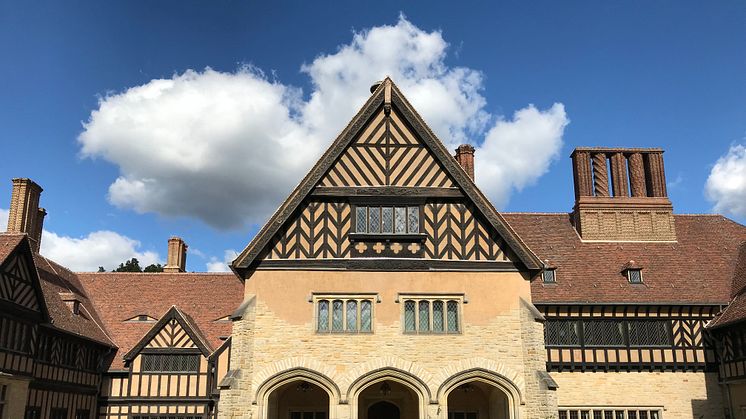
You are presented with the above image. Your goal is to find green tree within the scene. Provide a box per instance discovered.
[97,266,105,272]
[114,258,143,272]
[143,263,164,273]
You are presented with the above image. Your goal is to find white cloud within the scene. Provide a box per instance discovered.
[206,249,238,272]
[706,143,746,217]
[0,208,8,232]
[79,16,568,228]
[475,104,568,206]
[40,230,161,272]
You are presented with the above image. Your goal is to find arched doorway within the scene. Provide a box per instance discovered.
[266,380,330,419]
[358,380,418,419]
[446,381,510,419]
[368,401,400,419]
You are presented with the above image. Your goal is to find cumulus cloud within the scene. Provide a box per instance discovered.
[0,208,8,231]
[475,104,569,206]
[40,230,161,272]
[79,16,568,228]
[206,249,239,272]
[706,143,746,217]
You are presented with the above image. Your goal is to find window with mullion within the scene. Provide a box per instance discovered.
[355,205,420,234]
[402,297,461,334]
[316,297,373,333]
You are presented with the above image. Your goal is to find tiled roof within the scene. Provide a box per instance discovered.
[502,213,746,305]
[77,272,244,370]
[708,242,746,329]
[34,254,115,347]
[0,233,114,347]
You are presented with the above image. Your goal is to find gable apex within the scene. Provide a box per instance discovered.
[232,78,542,276]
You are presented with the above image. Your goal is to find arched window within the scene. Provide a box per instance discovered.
[317,300,329,332]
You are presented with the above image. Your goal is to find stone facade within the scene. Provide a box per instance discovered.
[218,271,557,419]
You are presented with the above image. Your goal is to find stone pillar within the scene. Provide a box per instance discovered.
[591,153,609,197]
[628,153,647,197]
[609,153,629,197]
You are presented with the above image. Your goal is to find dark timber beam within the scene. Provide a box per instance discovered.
[311,186,464,198]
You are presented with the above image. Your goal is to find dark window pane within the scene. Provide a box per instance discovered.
[545,321,580,346]
[332,300,344,332]
[447,301,459,332]
[395,207,407,233]
[360,300,372,332]
[356,207,367,233]
[369,207,381,233]
[317,300,329,332]
[404,300,416,332]
[382,207,393,233]
[419,301,430,332]
[584,321,625,346]
[433,301,444,332]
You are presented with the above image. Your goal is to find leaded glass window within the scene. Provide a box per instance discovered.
[346,300,357,332]
[583,321,624,347]
[395,207,407,233]
[332,300,344,332]
[408,206,419,233]
[317,300,329,332]
[369,207,381,233]
[432,301,444,332]
[447,300,459,332]
[316,296,373,333]
[356,207,367,233]
[419,301,430,332]
[404,300,416,332]
[361,300,372,332]
[627,269,643,283]
[140,354,199,372]
[382,207,393,233]
[545,320,581,346]
[628,320,670,347]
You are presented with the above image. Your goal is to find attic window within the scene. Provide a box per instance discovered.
[621,260,643,284]
[125,314,157,323]
[542,269,556,284]
[355,205,420,234]
[627,269,643,284]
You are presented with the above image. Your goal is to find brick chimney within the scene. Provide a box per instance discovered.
[570,148,675,241]
[454,144,475,180]
[163,237,188,273]
[7,178,46,252]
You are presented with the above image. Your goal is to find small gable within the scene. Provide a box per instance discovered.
[124,306,211,361]
[147,318,198,349]
[318,106,455,188]
[0,237,43,313]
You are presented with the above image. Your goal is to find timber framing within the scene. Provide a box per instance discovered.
[253,259,520,271]
[311,186,464,198]
[123,306,212,362]
[231,78,542,278]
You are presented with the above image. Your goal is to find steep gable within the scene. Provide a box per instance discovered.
[232,78,541,277]
[0,234,46,317]
[124,306,211,362]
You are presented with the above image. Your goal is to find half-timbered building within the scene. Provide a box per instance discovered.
[1,77,746,419]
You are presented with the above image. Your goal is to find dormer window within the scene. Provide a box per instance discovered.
[355,205,420,234]
[622,260,643,284]
[627,269,643,284]
[125,314,157,323]
[542,268,557,283]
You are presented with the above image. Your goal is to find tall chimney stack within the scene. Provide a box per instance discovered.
[570,148,675,242]
[454,144,475,181]
[7,178,45,252]
[163,237,188,273]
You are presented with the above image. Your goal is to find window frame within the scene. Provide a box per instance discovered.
[351,203,424,237]
[542,269,557,284]
[139,352,201,373]
[545,318,674,349]
[626,269,643,284]
[312,293,378,334]
[398,294,465,335]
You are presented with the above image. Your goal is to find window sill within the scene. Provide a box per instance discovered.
[316,331,374,335]
[349,233,426,242]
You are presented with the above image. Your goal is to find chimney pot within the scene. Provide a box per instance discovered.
[7,178,45,252]
[454,144,476,181]
[163,237,188,273]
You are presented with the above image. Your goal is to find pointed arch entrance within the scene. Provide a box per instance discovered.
[349,368,430,419]
[437,369,522,419]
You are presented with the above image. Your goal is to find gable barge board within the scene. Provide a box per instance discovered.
[312,186,464,198]
[253,259,521,272]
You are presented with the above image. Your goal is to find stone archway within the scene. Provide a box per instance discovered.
[437,369,522,419]
[367,400,401,419]
[348,369,430,419]
[256,368,341,419]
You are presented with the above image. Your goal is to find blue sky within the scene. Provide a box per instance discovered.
[1,1,745,271]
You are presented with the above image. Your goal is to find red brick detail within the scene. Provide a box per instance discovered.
[628,153,647,197]
[454,144,475,181]
[591,153,609,197]
[571,151,594,199]
[610,152,630,197]
[644,152,667,197]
